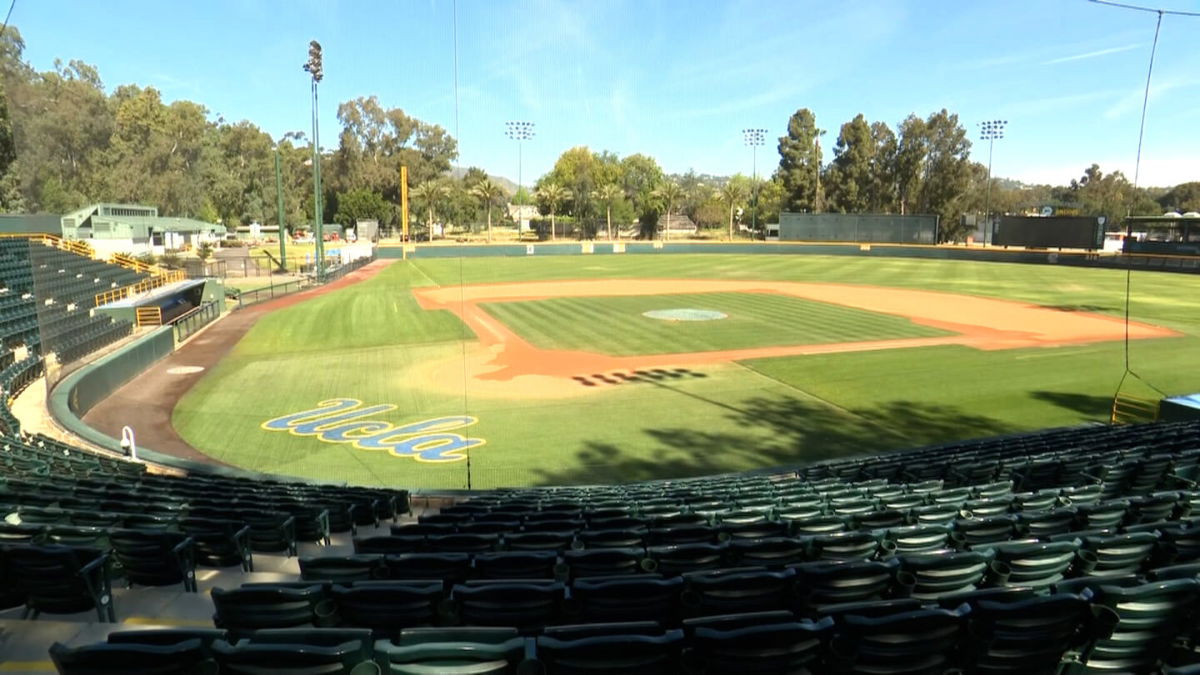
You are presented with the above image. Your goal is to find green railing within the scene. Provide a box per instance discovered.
[235,279,311,309]
[172,301,220,343]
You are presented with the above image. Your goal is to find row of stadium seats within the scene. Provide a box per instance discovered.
[47,579,1200,674]
[0,238,153,436]
[1,391,1197,673]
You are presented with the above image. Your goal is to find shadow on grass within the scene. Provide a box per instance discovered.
[531,393,1018,486]
[1030,390,1113,419]
[1040,304,1119,313]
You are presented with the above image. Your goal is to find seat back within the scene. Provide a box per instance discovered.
[49,638,213,675]
[683,618,831,674]
[536,628,684,674]
[211,585,326,630]
[377,627,527,674]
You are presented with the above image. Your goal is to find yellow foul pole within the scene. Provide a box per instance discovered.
[400,165,410,241]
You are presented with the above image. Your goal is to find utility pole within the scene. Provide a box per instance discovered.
[275,149,287,271]
[304,40,324,280]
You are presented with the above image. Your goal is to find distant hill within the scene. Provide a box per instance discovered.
[448,167,519,196]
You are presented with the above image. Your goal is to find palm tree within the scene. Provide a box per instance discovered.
[470,178,504,243]
[410,180,449,242]
[652,180,685,241]
[536,182,570,241]
[719,181,748,241]
[592,183,623,240]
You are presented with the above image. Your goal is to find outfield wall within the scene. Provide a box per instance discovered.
[382,241,1200,273]
[50,326,175,455]
[46,325,379,483]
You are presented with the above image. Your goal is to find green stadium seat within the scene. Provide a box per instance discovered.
[6,544,115,621]
[373,627,529,674]
[565,575,682,624]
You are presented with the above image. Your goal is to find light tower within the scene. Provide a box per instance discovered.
[303,40,324,280]
[505,121,535,207]
[978,119,1006,234]
[742,128,767,236]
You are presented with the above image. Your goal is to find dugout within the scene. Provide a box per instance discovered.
[992,216,1104,250]
[1161,393,1200,422]
[1122,215,1200,256]
[778,213,939,244]
[95,278,224,328]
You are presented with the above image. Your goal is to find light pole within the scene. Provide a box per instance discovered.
[978,120,1006,239]
[742,128,766,237]
[304,40,324,280]
[506,121,535,234]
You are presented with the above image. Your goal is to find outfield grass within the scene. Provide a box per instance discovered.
[482,292,948,356]
[172,254,1200,488]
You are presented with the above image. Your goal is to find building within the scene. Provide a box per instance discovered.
[60,203,226,256]
[1121,214,1200,256]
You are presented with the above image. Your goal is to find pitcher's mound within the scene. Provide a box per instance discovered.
[642,309,728,322]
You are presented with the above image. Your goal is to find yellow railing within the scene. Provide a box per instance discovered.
[1111,394,1159,425]
[110,252,160,275]
[0,232,97,259]
[94,269,185,307]
[135,306,163,327]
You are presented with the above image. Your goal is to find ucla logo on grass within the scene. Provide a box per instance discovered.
[261,398,485,463]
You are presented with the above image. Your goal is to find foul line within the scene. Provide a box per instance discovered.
[735,360,909,443]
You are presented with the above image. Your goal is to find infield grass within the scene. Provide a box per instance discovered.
[482,292,948,355]
[172,253,1200,488]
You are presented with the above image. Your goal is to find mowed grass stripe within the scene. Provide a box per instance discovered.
[481,292,948,356]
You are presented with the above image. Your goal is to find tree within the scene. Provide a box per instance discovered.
[917,109,973,228]
[893,114,927,216]
[1158,182,1200,213]
[535,182,570,240]
[777,108,824,213]
[719,180,748,240]
[888,110,976,238]
[869,121,898,212]
[1065,164,1159,225]
[825,114,900,214]
[410,180,449,241]
[469,177,504,242]
[692,190,725,231]
[652,180,684,240]
[592,183,623,240]
[334,188,388,228]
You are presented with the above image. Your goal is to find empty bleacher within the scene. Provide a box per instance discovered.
[1,236,1199,671]
[8,418,1200,673]
[0,237,147,434]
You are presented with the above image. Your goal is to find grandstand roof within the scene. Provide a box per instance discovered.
[61,203,224,240]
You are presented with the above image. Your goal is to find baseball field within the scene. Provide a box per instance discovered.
[169,253,1200,489]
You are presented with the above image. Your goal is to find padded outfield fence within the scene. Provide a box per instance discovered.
[383,240,1200,274]
[777,213,939,244]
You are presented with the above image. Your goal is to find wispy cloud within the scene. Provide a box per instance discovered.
[1104,77,1200,119]
[996,90,1120,118]
[1043,43,1140,65]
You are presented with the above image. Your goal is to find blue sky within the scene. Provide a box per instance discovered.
[12,0,1200,187]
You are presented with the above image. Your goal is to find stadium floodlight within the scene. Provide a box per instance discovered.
[305,40,324,279]
[978,120,1007,233]
[303,40,324,82]
[505,121,536,207]
[743,128,767,236]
